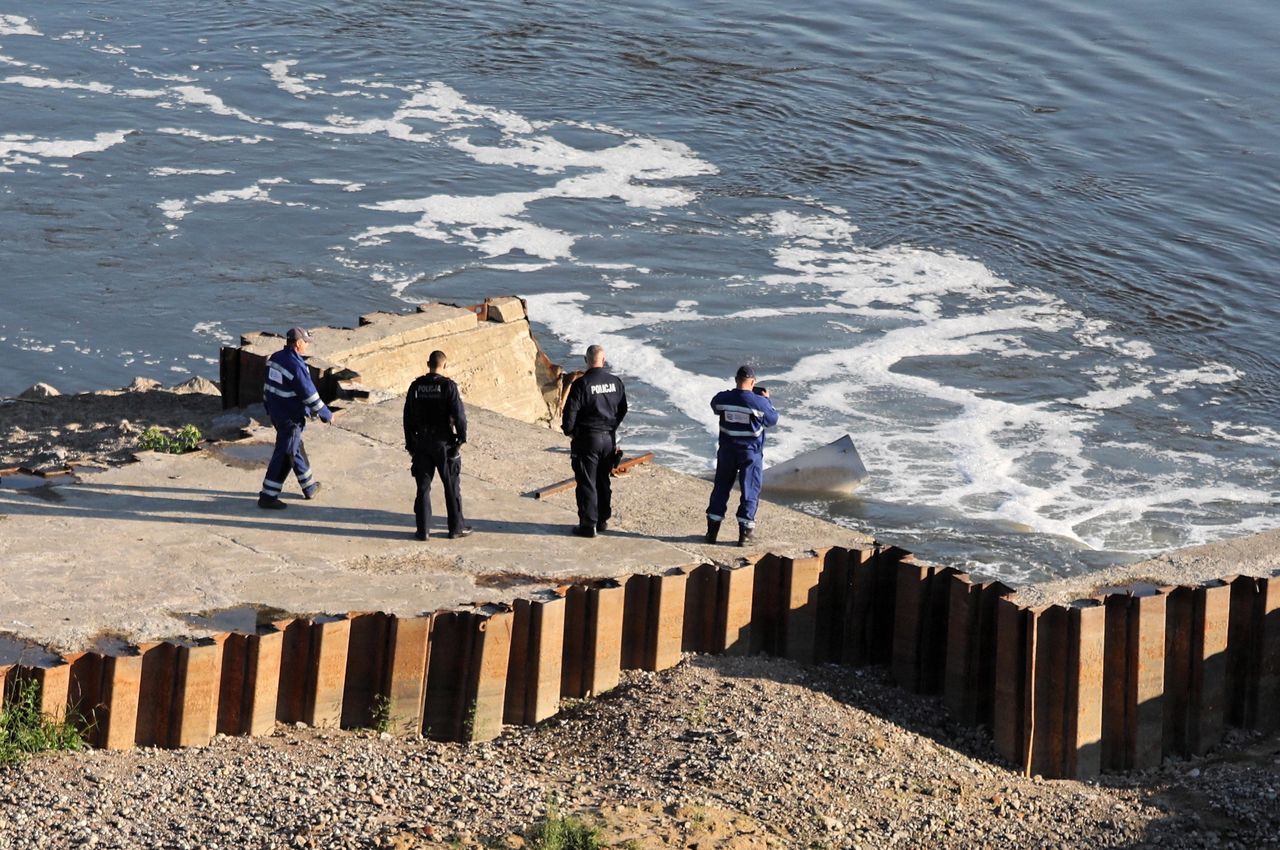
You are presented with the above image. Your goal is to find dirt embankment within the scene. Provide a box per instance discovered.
[0,377,238,471]
[1,654,1277,850]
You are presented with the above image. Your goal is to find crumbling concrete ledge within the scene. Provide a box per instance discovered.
[0,399,872,652]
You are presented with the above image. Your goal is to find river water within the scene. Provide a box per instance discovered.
[2,0,1278,581]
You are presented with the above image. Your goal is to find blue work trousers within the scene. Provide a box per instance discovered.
[260,418,315,499]
[706,443,764,528]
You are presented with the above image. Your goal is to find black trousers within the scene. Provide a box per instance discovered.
[571,430,615,529]
[411,438,465,536]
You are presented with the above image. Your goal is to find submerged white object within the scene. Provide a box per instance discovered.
[765,435,869,497]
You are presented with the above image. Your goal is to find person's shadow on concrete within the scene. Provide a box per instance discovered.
[0,481,582,541]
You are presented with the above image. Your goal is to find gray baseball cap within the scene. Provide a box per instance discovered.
[286,326,313,342]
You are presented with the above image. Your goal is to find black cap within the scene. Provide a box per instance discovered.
[735,365,756,382]
[286,327,313,342]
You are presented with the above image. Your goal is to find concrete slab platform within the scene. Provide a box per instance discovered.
[0,399,870,651]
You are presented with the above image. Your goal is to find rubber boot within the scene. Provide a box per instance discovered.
[737,524,754,547]
[705,518,721,544]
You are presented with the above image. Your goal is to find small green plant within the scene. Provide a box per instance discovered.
[138,424,203,454]
[0,679,86,763]
[689,696,709,728]
[525,799,601,850]
[370,694,391,734]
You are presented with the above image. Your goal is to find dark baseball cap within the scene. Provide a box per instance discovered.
[735,364,756,381]
[286,326,313,342]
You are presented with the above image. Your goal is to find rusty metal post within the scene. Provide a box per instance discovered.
[715,562,756,655]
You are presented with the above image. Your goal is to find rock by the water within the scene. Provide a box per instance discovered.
[126,377,162,392]
[18,382,60,399]
[170,376,220,395]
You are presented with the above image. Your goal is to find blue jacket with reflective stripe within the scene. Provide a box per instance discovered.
[711,388,778,454]
[263,347,330,423]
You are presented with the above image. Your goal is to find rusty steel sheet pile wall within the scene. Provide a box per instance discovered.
[4,548,1280,780]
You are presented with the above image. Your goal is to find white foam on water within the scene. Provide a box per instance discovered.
[310,178,364,192]
[0,15,40,37]
[264,59,313,98]
[361,107,715,258]
[129,67,196,83]
[151,167,233,177]
[524,291,728,437]
[1,130,131,169]
[191,321,234,345]
[156,127,270,144]
[2,74,115,94]
[519,206,1258,559]
[1212,421,1280,447]
[158,177,287,222]
[609,279,640,289]
[172,85,264,125]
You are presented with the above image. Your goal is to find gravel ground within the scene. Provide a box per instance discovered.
[3,653,1278,849]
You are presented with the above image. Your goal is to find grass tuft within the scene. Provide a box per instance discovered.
[0,678,86,764]
[525,800,602,850]
[138,423,203,454]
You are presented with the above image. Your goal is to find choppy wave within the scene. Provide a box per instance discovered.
[3,0,1278,579]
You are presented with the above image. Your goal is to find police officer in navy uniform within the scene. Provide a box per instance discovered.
[560,344,627,538]
[706,365,779,546]
[258,326,332,509]
[403,350,472,540]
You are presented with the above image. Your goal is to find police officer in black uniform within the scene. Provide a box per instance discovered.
[560,344,628,538]
[403,350,472,540]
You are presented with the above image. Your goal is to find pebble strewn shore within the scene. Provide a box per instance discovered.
[3,654,1279,849]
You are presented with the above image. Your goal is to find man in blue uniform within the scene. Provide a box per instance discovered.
[560,344,627,538]
[258,327,332,509]
[706,365,779,546]
[403,350,472,541]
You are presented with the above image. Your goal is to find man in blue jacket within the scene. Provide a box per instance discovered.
[257,327,332,509]
[706,365,778,546]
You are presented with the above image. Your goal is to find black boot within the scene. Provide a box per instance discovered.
[737,524,754,547]
[705,518,721,544]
